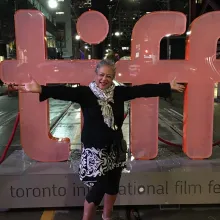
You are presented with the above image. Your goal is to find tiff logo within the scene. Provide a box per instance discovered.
[0,10,220,161]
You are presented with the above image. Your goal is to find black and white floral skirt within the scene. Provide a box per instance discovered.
[79,144,126,187]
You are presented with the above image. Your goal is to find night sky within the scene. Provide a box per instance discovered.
[91,0,109,16]
[90,0,173,14]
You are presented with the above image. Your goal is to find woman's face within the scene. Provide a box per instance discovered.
[95,65,115,90]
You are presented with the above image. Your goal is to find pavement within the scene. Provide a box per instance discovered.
[2,205,220,220]
[1,92,220,219]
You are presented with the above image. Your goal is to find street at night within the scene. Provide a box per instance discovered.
[1,0,220,220]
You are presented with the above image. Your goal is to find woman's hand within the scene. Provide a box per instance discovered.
[170,78,185,92]
[11,75,42,93]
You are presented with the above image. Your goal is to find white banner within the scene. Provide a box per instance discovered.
[1,172,220,208]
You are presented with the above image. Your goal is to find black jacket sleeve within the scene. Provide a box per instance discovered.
[39,85,84,103]
[118,83,171,101]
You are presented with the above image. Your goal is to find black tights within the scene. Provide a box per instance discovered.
[86,167,122,206]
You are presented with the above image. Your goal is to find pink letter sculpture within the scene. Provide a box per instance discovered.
[0,10,220,161]
[0,10,108,162]
[116,11,220,159]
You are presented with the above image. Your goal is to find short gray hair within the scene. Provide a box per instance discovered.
[95,59,116,76]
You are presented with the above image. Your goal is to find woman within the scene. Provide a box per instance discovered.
[17,59,184,220]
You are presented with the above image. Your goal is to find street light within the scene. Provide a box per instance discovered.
[48,0,58,9]
[115,32,120,36]
[75,35,80,40]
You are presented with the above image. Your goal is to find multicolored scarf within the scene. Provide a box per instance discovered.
[89,81,117,130]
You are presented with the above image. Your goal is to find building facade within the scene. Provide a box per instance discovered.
[53,0,73,58]
[0,0,74,59]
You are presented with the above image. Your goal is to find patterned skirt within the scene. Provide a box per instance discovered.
[79,144,126,187]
